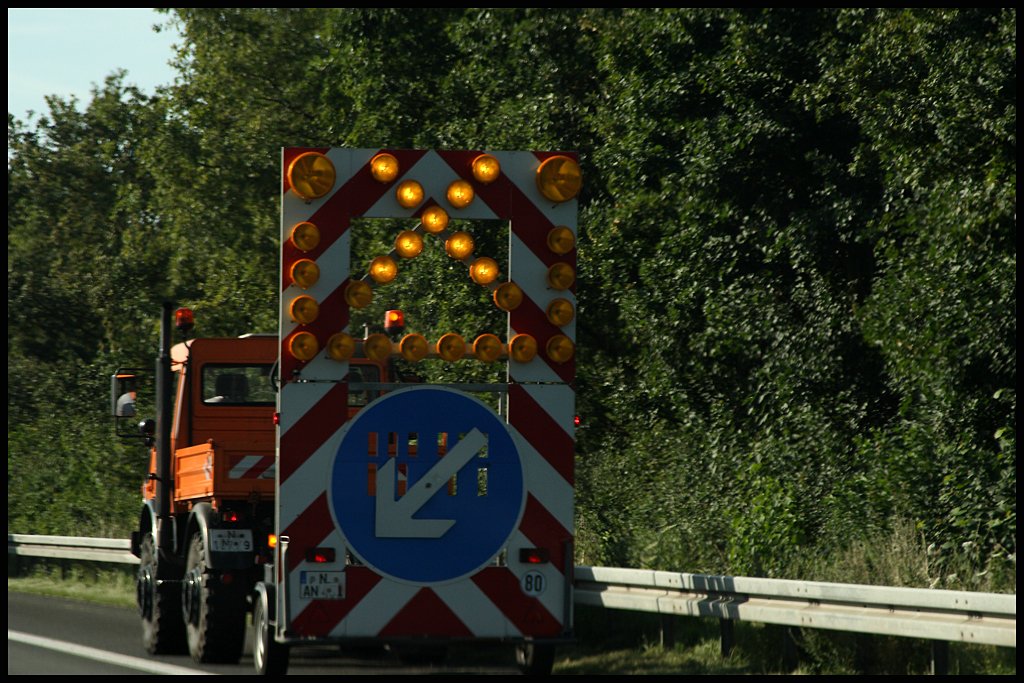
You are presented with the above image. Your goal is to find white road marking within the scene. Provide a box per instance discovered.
[7,630,216,675]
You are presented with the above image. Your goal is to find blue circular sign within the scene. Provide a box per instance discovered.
[329,387,524,584]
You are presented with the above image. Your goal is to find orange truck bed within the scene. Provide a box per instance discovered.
[174,440,275,502]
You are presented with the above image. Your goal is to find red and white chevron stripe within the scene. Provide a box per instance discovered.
[228,455,275,480]
[278,149,576,641]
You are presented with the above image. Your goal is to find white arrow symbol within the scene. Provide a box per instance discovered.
[375,428,486,538]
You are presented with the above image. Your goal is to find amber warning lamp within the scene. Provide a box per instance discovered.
[384,310,405,337]
[175,307,195,335]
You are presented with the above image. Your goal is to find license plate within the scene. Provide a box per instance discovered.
[210,529,253,552]
[300,571,345,599]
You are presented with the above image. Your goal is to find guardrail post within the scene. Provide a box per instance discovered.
[659,615,675,649]
[854,633,871,673]
[931,641,949,676]
[720,618,735,658]
[781,626,800,671]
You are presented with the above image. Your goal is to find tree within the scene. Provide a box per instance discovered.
[8,9,1014,586]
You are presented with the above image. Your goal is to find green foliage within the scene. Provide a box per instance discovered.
[8,355,141,537]
[7,9,1015,598]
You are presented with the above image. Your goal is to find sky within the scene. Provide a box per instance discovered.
[7,8,181,121]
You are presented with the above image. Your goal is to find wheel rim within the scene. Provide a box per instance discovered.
[254,599,267,670]
[137,566,154,619]
[183,567,202,626]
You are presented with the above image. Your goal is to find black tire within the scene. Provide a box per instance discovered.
[516,642,556,675]
[138,532,186,654]
[254,584,289,675]
[182,532,247,663]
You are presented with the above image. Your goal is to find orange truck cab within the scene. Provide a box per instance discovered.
[141,335,388,507]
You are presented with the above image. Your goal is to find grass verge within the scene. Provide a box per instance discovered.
[8,559,136,609]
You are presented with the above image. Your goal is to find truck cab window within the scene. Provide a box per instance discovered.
[348,364,381,407]
[202,365,275,405]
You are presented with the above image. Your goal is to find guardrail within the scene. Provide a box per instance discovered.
[575,566,1016,648]
[8,534,138,565]
[10,535,1016,670]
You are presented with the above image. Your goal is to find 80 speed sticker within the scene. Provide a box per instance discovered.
[520,571,546,596]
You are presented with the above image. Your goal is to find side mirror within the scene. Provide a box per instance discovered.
[111,368,147,440]
[111,372,138,417]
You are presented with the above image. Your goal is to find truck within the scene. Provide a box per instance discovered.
[113,147,580,674]
[112,309,393,663]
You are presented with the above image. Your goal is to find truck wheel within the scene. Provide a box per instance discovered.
[254,583,289,675]
[182,532,246,663]
[516,642,556,675]
[138,533,186,654]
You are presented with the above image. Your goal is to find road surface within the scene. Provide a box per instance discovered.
[7,591,524,675]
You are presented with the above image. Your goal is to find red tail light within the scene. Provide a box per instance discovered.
[519,548,550,564]
[306,547,336,563]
